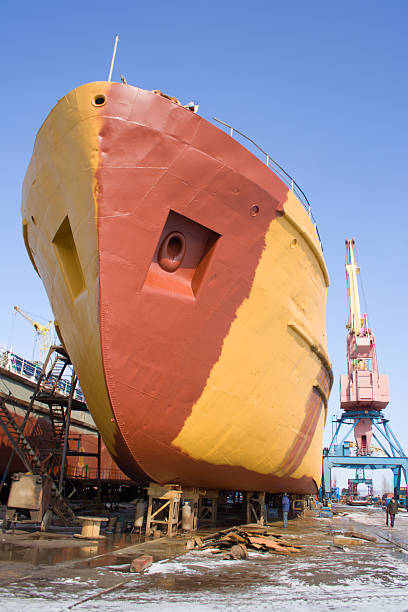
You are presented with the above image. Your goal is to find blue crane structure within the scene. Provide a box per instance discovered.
[322,240,408,501]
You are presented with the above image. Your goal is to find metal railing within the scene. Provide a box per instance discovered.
[0,350,85,402]
[213,117,322,245]
[66,465,132,481]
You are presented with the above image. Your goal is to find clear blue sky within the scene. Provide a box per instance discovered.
[2,1,407,489]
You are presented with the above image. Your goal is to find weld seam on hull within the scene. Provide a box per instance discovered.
[288,320,333,388]
[313,383,328,421]
[283,208,329,287]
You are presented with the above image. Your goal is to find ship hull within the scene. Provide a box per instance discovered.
[22,82,331,494]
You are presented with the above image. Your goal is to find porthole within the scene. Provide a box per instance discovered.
[92,94,107,107]
[158,232,186,273]
[290,238,297,248]
[250,205,259,217]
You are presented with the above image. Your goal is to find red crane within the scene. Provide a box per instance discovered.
[340,239,389,453]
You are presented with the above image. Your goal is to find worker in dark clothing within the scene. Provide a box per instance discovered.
[388,498,399,528]
[282,493,290,528]
[385,496,391,525]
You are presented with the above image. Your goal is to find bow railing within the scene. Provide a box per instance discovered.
[213,117,322,247]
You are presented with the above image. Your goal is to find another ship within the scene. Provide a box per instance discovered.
[21,82,332,494]
[0,348,131,484]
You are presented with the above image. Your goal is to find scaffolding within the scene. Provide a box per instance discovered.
[0,345,100,526]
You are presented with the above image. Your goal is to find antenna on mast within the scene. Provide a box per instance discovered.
[108,34,119,82]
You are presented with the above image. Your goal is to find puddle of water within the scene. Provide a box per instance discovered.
[0,532,145,566]
[77,540,190,570]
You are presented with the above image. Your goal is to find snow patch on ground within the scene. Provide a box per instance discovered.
[1,509,408,610]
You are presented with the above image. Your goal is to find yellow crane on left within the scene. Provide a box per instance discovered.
[14,306,53,362]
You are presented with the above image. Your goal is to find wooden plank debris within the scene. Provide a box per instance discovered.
[343,530,376,543]
[333,535,364,547]
[196,525,302,558]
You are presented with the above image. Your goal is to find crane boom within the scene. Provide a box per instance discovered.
[345,239,363,333]
[14,306,53,361]
[340,240,389,415]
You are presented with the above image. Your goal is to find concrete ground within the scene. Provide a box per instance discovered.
[0,505,407,611]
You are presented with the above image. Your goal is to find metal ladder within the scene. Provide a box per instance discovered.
[47,403,66,447]
[0,346,81,525]
[0,399,43,472]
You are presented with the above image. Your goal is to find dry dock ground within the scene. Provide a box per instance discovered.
[0,505,407,611]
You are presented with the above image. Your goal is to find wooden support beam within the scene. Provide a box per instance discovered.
[246,491,266,525]
[145,483,182,538]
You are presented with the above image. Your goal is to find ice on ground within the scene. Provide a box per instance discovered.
[1,508,408,611]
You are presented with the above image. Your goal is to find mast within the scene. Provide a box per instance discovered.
[107,34,119,82]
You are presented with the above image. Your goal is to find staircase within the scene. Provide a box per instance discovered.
[40,353,69,398]
[0,345,83,527]
[48,403,66,447]
[0,399,43,473]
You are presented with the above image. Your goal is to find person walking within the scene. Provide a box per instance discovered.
[388,497,399,528]
[385,496,391,526]
[282,493,290,528]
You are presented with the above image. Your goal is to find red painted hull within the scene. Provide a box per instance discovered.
[22,83,332,494]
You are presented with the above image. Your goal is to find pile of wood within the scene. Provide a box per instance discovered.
[195,524,302,560]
